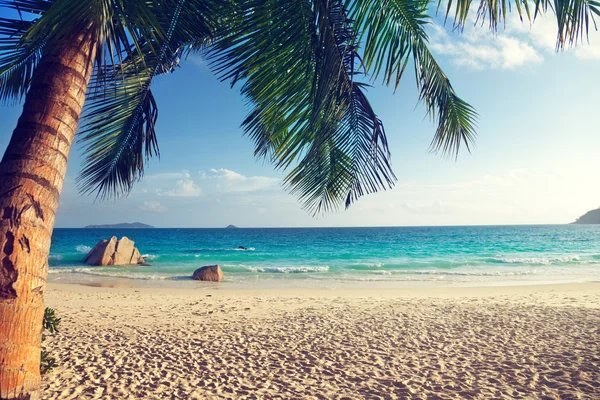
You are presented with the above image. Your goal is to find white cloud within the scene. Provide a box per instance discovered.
[138,201,168,213]
[430,10,600,69]
[508,15,557,52]
[574,43,600,59]
[158,179,201,197]
[146,171,190,181]
[209,168,245,180]
[155,171,202,197]
[430,23,543,69]
[510,13,600,59]
[202,168,280,193]
[140,169,278,199]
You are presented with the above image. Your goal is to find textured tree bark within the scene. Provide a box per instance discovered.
[0,31,96,399]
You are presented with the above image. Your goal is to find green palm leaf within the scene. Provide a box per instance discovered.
[283,1,396,213]
[209,0,396,214]
[0,0,167,103]
[76,0,220,199]
[0,0,51,102]
[348,0,478,157]
[77,59,159,199]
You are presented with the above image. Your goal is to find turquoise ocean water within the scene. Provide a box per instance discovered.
[48,225,600,288]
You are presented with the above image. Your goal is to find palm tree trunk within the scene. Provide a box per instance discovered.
[0,31,96,399]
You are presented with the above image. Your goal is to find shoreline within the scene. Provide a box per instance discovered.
[44,281,600,310]
[47,270,600,291]
[47,280,600,296]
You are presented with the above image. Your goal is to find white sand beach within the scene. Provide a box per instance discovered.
[41,282,600,399]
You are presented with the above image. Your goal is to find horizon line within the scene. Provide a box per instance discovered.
[54,222,580,229]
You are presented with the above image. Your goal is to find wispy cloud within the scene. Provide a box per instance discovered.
[138,201,168,213]
[155,171,202,197]
[430,12,600,69]
[201,168,280,193]
[139,168,280,199]
[429,23,543,70]
[188,54,207,69]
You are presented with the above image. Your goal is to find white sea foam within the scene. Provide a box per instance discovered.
[363,262,384,268]
[48,254,63,261]
[48,268,77,274]
[409,269,538,277]
[493,255,580,265]
[191,248,255,256]
[49,267,169,280]
[76,245,92,254]
[241,265,329,273]
[141,254,159,260]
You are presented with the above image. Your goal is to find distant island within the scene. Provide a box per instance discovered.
[225,225,239,229]
[572,208,600,224]
[83,222,155,229]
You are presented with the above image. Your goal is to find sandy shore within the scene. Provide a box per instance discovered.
[41,282,600,399]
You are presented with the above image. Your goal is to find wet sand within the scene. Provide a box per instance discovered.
[41,282,600,399]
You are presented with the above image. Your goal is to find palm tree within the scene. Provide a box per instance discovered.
[0,0,218,397]
[0,0,595,398]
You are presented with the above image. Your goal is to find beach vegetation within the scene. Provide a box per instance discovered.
[0,0,597,398]
[40,307,61,374]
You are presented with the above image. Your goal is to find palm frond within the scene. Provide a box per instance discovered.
[349,0,478,157]
[208,0,396,214]
[284,1,395,213]
[345,0,429,89]
[76,0,221,199]
[413,43,478,156]
[0,0,52,102]
[439,0,543,30]
[208,0,318,168]
[77,60,159,199]
[285,80,395,213]
[554,0,600,48]
[0,0,167,103]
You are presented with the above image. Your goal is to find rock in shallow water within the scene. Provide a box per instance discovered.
[83,236,146,266]
[193,265,224,281]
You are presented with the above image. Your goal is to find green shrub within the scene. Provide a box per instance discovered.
[40,307,61,374]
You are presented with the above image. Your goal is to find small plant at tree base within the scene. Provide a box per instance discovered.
[40,307,61,374]
[40,350,57,375]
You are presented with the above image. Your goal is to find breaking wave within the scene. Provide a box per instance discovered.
[186,247,256,254]
[76,245,92,254]
[237,265,329,273]
[490,255,581,265]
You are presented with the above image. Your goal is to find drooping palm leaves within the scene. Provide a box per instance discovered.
[0,0,166,104]
[348,0,477,156]
[208,1,397,213]
[280,1,397,212]
[2,0,596,215]
[77,53,161,200]
[208,0,475,213]
[77,0,219,199]
[0,0,50,102]
[0,0,220,199]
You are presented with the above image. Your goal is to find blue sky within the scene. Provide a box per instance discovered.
[1,10,600,227]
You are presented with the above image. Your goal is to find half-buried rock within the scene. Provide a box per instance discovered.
[193,265,224,282]
[83,236,146,266]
